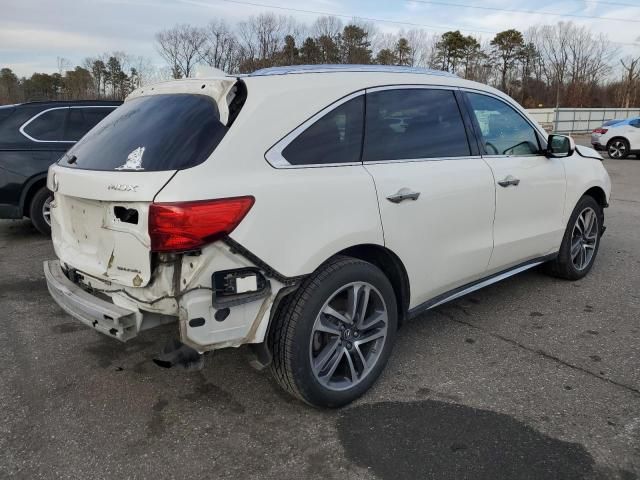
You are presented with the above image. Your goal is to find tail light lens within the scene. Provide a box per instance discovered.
[149,196,254,252]
[592,128,608,134]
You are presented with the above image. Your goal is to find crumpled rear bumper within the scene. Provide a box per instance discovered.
[44,260,142,341]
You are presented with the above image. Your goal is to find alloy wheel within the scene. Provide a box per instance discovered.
[309,281,389,392]
[571,207,598,271]
[608,140,627,159]
[42,195,53,227]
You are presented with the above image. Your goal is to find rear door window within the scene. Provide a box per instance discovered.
[23,108,67,141]
[363,88,470,162]
[62,94,228,171]
[282,96,364,166]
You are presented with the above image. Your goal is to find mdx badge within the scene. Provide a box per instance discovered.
[108,184,139,192]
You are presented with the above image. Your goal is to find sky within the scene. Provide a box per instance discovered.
[1,0,639,77]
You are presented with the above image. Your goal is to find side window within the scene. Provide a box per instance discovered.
[83,108,113,129]
[23,108,67,141]
[630,118,640,128]
[282,96,364,165]
[467,93,540,156]
[64,108,114,141]
[363,88,470,162]
[64,109,86,141]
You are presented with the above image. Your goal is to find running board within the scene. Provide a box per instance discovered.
[408,254,556,319]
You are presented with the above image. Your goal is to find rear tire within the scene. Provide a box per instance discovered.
[269,256,397,408]
[607,138,630,159]
[29,187,52,235]
[545,195,603,280]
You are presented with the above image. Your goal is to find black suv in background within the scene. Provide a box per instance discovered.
[0,100,121,233]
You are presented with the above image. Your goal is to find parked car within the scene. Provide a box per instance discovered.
[591,116,640,159]
[0,100,121,233]
[43,65,611,407]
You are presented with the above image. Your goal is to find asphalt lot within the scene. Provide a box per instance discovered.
[1,149,639,479]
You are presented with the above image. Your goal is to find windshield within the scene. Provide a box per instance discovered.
[61,94,228,171]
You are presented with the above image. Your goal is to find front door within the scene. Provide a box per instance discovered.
[464,91,566,272]
[363,87,496,308]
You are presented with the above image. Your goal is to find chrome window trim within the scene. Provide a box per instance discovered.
[366,84,454,93]
[364,155,483,165]
[19,105,116,143]
[264,90,366,168]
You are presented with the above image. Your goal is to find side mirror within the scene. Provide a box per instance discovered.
[546,134,575,158]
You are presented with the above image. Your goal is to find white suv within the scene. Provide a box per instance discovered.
[44,65,611,407]
[591,116,640,159]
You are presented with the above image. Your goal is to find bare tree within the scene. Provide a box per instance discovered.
[312,16,342,41]
[201,20,239,73]
[620,56,640,108]
[156,24,207,78]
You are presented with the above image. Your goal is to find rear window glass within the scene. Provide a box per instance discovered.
[61,94,227,171]
[282,96,364,165]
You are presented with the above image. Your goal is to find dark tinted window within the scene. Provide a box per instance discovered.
[282,96,364,165]
[62,95,227,171]
[467,93,540,156]
[629,118,640,128]
[24,108,67,141]
[64,107,114,141]
[363,89,470,162]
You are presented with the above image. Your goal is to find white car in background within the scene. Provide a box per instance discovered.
[44,65,611,407]
[591,116,640,159]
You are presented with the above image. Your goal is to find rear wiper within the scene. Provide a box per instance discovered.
[66,154,77,165]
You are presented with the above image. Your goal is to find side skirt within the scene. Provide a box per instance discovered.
[408,253,557,319]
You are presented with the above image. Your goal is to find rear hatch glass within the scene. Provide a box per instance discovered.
[61,94,228,171]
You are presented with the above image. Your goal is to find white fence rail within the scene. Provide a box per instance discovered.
[526,108,640,134]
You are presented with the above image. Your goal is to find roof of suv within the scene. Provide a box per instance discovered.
[246,64,458,78]
[5,100,122,109]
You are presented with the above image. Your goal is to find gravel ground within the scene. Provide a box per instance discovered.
[1,151,639,479]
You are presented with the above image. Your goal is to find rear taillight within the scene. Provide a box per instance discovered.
[149,196,254,252]
[592,128,608,134]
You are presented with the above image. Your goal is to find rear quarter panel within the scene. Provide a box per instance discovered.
[155,78,385,277]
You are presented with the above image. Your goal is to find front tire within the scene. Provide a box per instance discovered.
[29,187,52,235]
[269,256,397,408]
[546,195,603,280]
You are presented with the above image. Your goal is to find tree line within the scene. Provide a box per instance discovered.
[0,53,159,104]
[1,13,639,108]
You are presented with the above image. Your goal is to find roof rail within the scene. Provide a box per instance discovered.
[248,64,457,78]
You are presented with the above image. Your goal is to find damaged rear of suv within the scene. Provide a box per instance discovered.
[45,69,393,407]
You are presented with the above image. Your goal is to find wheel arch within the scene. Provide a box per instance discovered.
[606,136,630,149]
[337,244,410,326]
[20,174,48,217]
[583,186,608,209]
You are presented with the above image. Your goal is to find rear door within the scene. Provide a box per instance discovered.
[463,91,566,272]
[363,87,496,307]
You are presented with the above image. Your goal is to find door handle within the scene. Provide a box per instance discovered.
[386,188,421,203]
[498,175,520,188]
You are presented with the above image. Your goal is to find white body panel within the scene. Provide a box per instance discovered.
[484,155,566,271]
